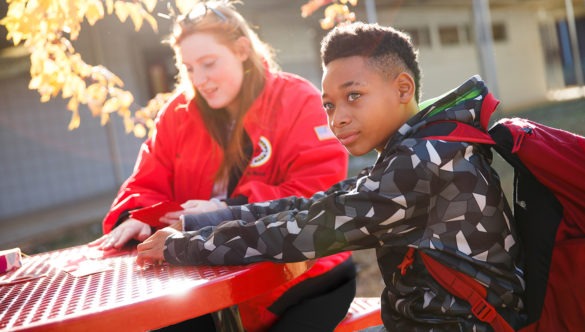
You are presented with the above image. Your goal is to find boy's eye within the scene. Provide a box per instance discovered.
[348,92,361,102]
[323,102,335,112]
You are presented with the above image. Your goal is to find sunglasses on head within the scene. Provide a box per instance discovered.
[180,3,227,26]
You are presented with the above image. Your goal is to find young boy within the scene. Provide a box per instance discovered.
[137,22,525,331]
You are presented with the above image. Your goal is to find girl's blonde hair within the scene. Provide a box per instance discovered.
[170,1,278,183]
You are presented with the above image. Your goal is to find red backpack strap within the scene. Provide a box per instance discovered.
[480,92,500,131]
[418,92,500,144]
[419,251,515,332]
[423,121,496,144]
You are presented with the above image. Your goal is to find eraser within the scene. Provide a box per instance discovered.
[0,248,22,274]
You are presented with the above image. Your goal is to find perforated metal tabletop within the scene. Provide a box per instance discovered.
[0,245,308,331]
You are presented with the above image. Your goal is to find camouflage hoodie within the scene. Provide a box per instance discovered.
[164,76,526,331]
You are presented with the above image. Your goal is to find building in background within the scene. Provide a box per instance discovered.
[1,0,584,248]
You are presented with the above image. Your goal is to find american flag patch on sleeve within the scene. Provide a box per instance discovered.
[314,125,336,141]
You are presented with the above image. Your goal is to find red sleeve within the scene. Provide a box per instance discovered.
[101,95,182,233]
[234,77,348,202]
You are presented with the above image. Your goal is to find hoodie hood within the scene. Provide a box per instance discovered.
[417,75,489,123]
[385,75,494,151]
[382,75,499,159]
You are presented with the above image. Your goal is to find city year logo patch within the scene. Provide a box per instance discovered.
[250,136,272,167]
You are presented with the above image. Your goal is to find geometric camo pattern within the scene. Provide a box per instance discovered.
[165,76,526,331]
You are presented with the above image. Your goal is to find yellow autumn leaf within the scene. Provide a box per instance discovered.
[43,59,59,75]
[40,91,51,102]
[141,0,157,13]
[95,65,124,87]
[86,83,108,116]
[2,0,187,138]
[70,54,92,77]
[102,97,121,114]
[123,115,135,134]
[320,17,334,30]
[128,5,144,32]
[67,96,79,112]
[86,83,108,102]
[143,12,158,33]
[301,0,328,18]
[54,70,67,87]
[88,102,103,117]
[68,111,81,130]
[57,0,70,17]
[100,112,110,125]
[63,18,79,38]
[111,88,134,108]
[114,1,130,22]
[105,0,114,14]
[62,81,74,98]
[90,70,107,85]
[175,0,196,15]
[145,118,155,129]
[8,31,24,46]
[85,1,105,25]
[71,76,87,100]
[49,80,61,97]
[28,75,42,89]
[133,123,147,138]
[323,4,343,18]
[117,107,131,120]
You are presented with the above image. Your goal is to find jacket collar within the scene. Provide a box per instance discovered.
[378,75,490,159]
[406,75,489,138]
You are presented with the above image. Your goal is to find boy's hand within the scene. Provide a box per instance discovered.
[88,219,151,250]
[136,227,180,267]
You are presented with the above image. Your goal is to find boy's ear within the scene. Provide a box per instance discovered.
[396,72,415,103]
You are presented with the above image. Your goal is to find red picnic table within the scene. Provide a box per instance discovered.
[0,245,309,331]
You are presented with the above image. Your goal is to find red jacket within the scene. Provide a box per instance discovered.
[102,70,351,331]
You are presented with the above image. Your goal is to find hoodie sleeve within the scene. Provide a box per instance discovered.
[163,147,438,266]
[181,176,361,231]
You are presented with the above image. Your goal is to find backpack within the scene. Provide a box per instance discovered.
[415,92,585,331]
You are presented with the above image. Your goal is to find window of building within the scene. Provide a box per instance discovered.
[468,22,508,44]
[439,25,461,46]
[144,47,177,98]
[492,22,508,42]
[438,24,473,46]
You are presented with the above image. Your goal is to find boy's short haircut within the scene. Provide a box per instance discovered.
[320,22,422,102]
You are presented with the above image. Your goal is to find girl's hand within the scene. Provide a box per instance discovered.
[88,218,152,250]
[159,199,227,225]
